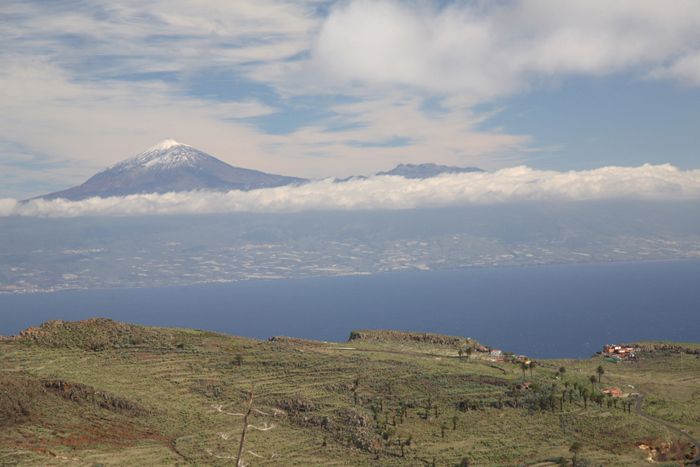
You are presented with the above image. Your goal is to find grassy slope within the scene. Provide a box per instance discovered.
[0,320,698,466]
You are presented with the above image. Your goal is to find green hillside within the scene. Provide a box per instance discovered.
[1,319,698,466]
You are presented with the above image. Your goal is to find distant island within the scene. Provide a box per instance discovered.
[3,200,700,294]
[1,319,698,466]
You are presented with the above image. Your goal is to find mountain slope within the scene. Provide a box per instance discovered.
[376,163,484,179]
[36,139,306,201]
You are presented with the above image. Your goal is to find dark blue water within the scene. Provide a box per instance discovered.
[1,260,699,359]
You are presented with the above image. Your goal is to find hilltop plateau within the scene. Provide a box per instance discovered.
[1,319,699,466]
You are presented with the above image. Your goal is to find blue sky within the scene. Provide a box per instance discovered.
[2,0,700,199]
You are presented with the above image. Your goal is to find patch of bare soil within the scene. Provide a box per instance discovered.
[637,438,696,462]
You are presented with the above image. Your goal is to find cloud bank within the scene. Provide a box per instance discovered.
[314,0,700,97]
[2,164,699,218]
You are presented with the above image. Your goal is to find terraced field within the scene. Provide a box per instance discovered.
[1,319,698,466]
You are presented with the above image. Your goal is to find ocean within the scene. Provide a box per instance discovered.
[1,259,699,359]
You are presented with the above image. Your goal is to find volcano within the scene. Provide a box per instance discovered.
[36,139,306,201]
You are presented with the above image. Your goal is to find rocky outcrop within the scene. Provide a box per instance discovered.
[274,397,317,414]
[41,380,145,417]
[4,318,172,351]
[348,330,480,348]
[624,343,700,355]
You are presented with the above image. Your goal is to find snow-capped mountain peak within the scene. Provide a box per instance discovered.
[35,139,307,201]
[100,139,207,174]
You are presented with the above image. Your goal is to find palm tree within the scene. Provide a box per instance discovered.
[458,348,464,359]
[559,366,567,378]
[529,362,535,378]
[569,441,583,466]
[466,346,473,361]
[452,415,458,430]
[596,365,605,383]
[589,375,597,387]
[581,388,589,409]
[549,394,556,412]
[521,362,528,378]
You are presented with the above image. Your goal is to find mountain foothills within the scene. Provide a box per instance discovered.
[1,319,698,466]
[33,139,483,201]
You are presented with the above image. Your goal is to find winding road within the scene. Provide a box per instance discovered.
[605,376,700,466]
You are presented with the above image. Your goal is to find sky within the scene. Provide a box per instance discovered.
[2,0,700,202]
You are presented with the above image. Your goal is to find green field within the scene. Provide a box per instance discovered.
[1,319,698,466]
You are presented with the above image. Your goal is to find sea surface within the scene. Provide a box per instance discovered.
[1,259,699,359]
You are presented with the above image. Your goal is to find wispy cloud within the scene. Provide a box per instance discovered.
[2,164,699,218]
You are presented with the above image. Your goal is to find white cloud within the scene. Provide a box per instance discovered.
[4,0,700,201]
[2,164,699,218]
[312,0,700,97]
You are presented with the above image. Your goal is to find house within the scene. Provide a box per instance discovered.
[602,344,638,360]
[603,388,623,397]
[490,349,502,356]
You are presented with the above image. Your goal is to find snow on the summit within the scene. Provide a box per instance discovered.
[148,138,189,152]
[97,139,211,174]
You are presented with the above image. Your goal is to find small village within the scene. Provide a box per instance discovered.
[602,344,639,362]
[469,343,642,401]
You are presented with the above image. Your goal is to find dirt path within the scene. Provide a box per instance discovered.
[326,347,509,374]
[605,376,700,466]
